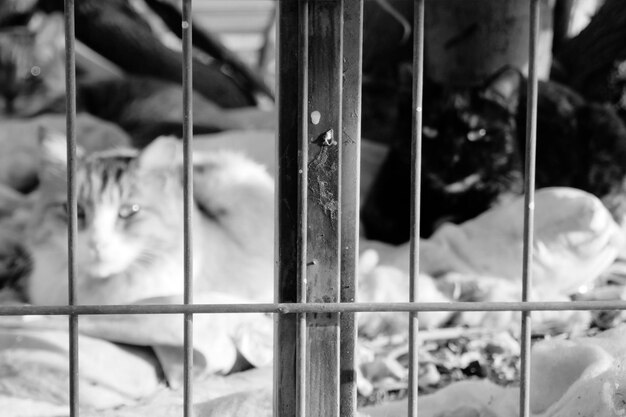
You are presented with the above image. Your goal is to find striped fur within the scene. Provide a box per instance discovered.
[26,136,275,306]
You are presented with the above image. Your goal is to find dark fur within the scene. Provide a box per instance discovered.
[363,69,626,243]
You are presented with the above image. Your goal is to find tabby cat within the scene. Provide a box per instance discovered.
[25,132,274,305]
[363,67,626,243]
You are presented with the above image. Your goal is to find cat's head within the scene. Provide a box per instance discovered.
[29,131,186,283]
[417,67,523,195]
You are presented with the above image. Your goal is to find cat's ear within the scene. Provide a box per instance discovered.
[138,136,182,170]
[481,66,521,113]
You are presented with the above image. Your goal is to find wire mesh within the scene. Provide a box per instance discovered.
[0,1,620,417]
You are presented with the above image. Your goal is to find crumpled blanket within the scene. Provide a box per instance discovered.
[0,291,273,414]
[364,187,624,296]
[359,187,625,332]
[426,187,624,296]
[9,323,626,417]
[0,367,274,417]
[0,324,162,409]
[361,324,626,417]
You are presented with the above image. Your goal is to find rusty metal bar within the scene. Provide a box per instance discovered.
[274,0,304,415]
[340,0,363,415]
[408,0,425,416]
[1,299,625,316]
[520,1,541,416]
[63,0,79,415]
[181,0,194,415]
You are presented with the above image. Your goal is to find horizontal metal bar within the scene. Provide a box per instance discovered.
[1,300,626,316]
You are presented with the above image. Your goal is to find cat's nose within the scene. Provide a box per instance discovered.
[88,240,107,258]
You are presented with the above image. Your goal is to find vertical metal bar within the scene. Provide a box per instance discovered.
[297,1,309,416]
[274,0,303,415]
[340,0,363,415]
[520,1,540,417]
[305,0,343,415]
[64,1,79,415]
[181,0,194,416]
[409,1,425,416]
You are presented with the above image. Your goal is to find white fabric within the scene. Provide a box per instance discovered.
[359,187,624,331]
[361,187,624,300]
[0,291,273,412]
[428,187,624,295]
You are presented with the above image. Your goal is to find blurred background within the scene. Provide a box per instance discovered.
[0,0,624,239]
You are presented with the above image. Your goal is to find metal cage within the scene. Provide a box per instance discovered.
[0,1,624,417]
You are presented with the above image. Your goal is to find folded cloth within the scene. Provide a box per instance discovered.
[194,389,272,417]
[81,368,274,417]
[362,187,624,299]
[69,293,274,386]
[358,187,622,332]
[0,367,275,417]
[0,320,162,410]
[427,187,624,296]
[357,248,453,333]
[0,397,69,417]
[530,325,626,417]
[0,288,273,412]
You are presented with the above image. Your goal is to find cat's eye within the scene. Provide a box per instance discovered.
[56,202,86,228]
[119,203,141,219]
[59,202,85,218]
[423,126,439,139]
[467,128,487,141]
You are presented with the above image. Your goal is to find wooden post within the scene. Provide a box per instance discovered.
[275,0,347,416]
[305,0,343,415]
[274,0,302,415]
[340,0,363,415]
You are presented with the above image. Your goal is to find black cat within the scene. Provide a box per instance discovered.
[362,68,626,243]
